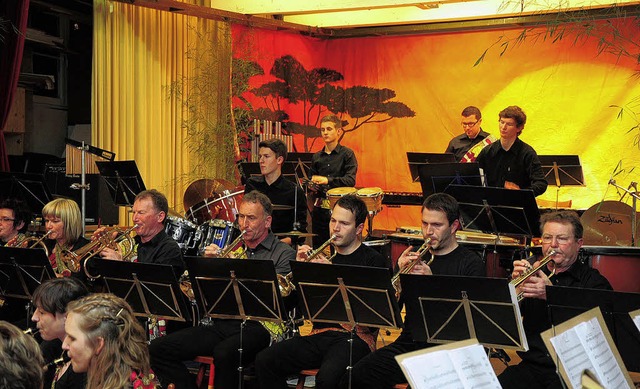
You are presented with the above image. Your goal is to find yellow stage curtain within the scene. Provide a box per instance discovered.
[92,0,233,223]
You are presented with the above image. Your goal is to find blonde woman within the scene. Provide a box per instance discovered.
[63,293,158,389]
[42,198,88,277]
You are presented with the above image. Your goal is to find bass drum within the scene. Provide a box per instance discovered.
[581,200,640,246]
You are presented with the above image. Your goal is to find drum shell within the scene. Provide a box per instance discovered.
[197,219,239,255]
[356,187,384,213]
[326,187,357,210]
[165,217,198,253]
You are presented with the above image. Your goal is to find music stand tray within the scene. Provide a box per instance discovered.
[0,247,55,301]
[417,163,482,197]
[290,261,403,330]
[546,286,640,372]
[401,274,528,351]
[445,184,541,237]
[94,260,191,322]
[538,155,585,187]
[185,256,286,324]
[95,160,146,207]
[406,152,457,182]
[0,172,53,213]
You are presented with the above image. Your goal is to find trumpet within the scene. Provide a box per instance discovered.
[510,250,557,301]
[277,235,336,297]
[23,327,39,336]
[391,238,432,300]
[218,230,246,258]
[11,230,52,257]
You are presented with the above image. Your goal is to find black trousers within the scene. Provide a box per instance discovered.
[498,360,564,389]
[254,331,371,389]
[149,320,270,389]
[312,207,331,248]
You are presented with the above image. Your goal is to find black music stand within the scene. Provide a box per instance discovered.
[0,172,53,213]
[286,152,314,164]
[95,160,146,207]
[417,163,482,197]
[290,261,403,388]
[185,256,286,388]
[239,161,299,185]
[401,274,528,351]
[546,286,640,372]
[445,184,541,238]
[539,155,585,208]
[406,152,457,182]
[93,260,191,323]
[0,247,55,301]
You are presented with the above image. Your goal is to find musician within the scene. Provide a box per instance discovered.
[150,191,296,389]
[31,277,89,389]
[476,105,548,196]
[344,193,485,389]
[254,194,387,389]
[42,198,90,278]
[63,293,158,389]
[309,114,358,248]
[499,211,612,389]
[99,189,183,269]
[0,321,44,389]
[0,198,31,246]
[444,106,491,162]
[244,138,308,245]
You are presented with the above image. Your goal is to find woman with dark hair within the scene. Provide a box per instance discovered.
[63,293,158,389]
[42,198,89,277]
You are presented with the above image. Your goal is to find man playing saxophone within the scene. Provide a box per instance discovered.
[498,211,612,389]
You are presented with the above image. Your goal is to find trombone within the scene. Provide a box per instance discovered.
[510,250,557,301]
[391,238,432,300]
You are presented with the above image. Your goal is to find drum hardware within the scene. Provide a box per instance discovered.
[391,238,432,300]
[277,234,336,297]
[510,250,557,301]
[165,216,199,254]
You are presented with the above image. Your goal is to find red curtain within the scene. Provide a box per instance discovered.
[0,0,30,172]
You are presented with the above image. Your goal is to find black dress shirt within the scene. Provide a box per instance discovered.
[310,144,357,197]
[134,230,184,270]
[445,129,491,161]
[244,175,308,235]
[476,137,548,196]
[244,232,296,275]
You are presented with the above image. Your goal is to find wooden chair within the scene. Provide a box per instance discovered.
[194,356,215,389]
[296,369,407,389]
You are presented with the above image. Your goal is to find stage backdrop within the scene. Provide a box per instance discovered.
[231,20,640,233]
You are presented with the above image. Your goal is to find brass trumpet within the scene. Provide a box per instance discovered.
[391,238,432,300]
[510,250,557,301]
[218,230,246,258]
[277,234,336,297]
[11,230,52,257]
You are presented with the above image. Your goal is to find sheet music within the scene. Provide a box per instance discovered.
[399,344,500,389]
[632,313,640,333]
[550,317,630,389]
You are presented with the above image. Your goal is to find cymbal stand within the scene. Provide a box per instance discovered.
[609,179,639,246]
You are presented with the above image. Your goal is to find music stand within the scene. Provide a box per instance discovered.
[0,247,55,301]
[417,163,482,197]
[93,260,191,323]
[407,152,457,182]
[0,172,53,213]
[95,160,146,207]
[400,274,528,351]
[546,286,640,372]
[290,261,403,388]
[239,162,299,185]
[445,184,541,238]
[185,256,286,388]
[286,152,314,164]
[539,155,585,208]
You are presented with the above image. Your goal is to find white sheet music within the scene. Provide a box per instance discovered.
[550,317,631,389]
[632,313,640,333]
[399,344,500,389]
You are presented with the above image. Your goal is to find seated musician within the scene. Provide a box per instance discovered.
[245,138,308,245]
[499,211,612,389]
[0,198,31,247]
[99,189,183,269]
[476,105,548,196]
[344,193,485,389]
[43,199,90,279]
[0,321,44,389]
[149,190,296,389]
[445,106,492,162]
[31,277,90,389]
[254,194,387,389]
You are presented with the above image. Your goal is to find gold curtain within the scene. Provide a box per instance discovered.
[92,0,233,223]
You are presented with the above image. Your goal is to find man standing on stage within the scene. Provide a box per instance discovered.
[499,211,612,389]
[245,138,308,245]
[309,114,358,248]
[255,194,387,389]
[345,193,485,389]
[476,105,548,196]
[445,106,492,162]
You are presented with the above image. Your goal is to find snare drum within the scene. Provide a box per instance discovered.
[326,187,357,209]
[197,219,239,255]
[356,187,384,213]
[165,216,198,253]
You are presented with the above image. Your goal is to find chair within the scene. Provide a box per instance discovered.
[194,356,215,389]
[296,369,407,389]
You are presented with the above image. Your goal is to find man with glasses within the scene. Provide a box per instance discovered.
[445,106,492,162]
[476,105,547,196]
[499,211,612,389]
[0,198,32,247]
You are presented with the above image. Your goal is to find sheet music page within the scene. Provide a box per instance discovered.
[632,313,640,333]
[399,349,464,389]
[549,326,596,389]
[450,344,501,389]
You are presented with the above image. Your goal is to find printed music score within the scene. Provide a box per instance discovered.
[631,309,640,333]
[395,339,500,389]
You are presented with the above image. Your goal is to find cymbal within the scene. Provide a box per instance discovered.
[183,178,237,212]
[272,204,294,211]
[580,200,639,246]
[274,230,317,237]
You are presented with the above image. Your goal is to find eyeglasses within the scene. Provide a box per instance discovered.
[0,218,15,223]
[461,120,479,128]
[541,235,573,244]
